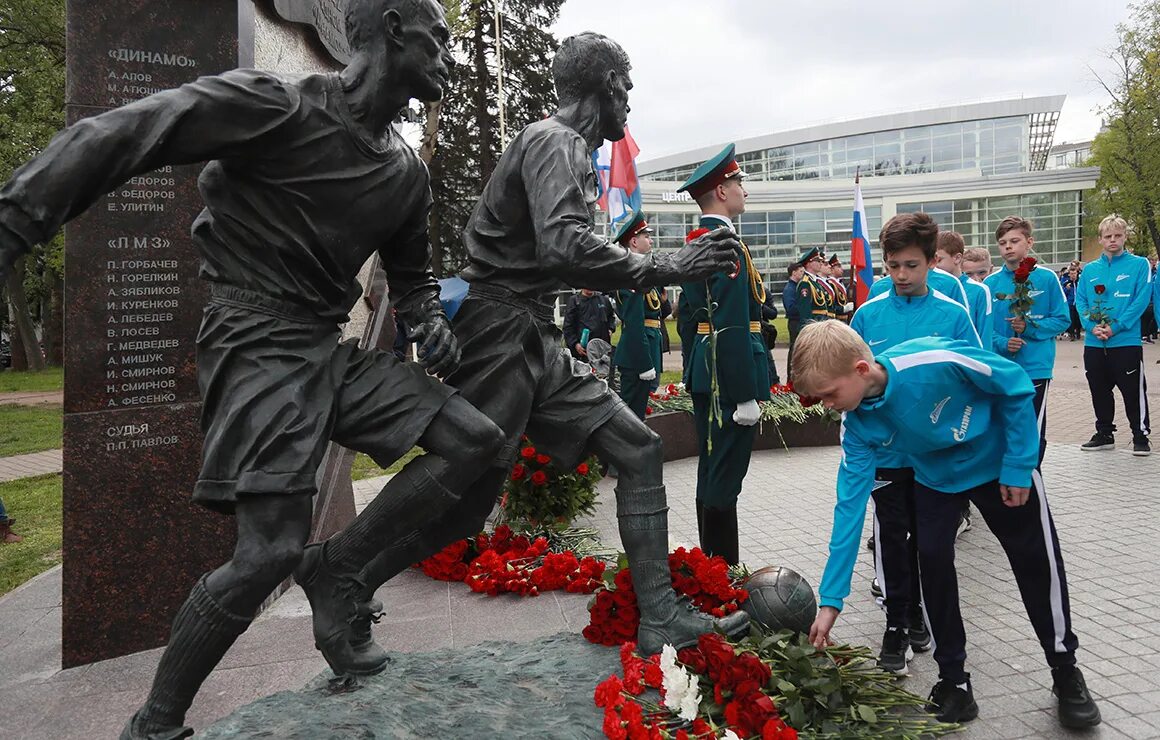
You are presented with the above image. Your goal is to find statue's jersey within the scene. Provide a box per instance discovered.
[460,118,657,301]
[0,69,436,323]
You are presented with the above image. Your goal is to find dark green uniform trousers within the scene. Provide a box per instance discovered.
[618,371,651,420]
[691,392,756,564]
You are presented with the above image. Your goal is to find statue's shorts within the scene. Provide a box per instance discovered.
[192,288,455,513]
[446,286,626,470]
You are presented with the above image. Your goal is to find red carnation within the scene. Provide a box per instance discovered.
[510,464,526,481]
[685,227,711,243]
[1095,284,1106,295]
[594,674,625,709]
[576,462,590,475]
[531,470,548,486]
[520,446,536,459]
[535,453,551,465]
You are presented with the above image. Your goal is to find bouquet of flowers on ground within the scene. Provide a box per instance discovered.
[501,436,603,530]
[584,547,749,647]
[415,523,609,597]
[595,630,961,739]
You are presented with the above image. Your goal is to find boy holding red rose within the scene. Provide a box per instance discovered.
[1074,214,1153,456]
[984,216,1071,466]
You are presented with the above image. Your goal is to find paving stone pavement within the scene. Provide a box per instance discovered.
[0,391,63,407]
[0,449,62,482]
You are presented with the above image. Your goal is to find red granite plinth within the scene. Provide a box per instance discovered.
[62,404,233,667]
[62,0,238,668]
[646,411,839,462]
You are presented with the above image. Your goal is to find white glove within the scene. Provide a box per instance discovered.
[844,302,854,312]
[732,399,760,426]
[638,368,657,381]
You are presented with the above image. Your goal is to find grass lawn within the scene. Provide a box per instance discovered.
[0,474,63,596]
[0,367,64,394]
[351,446,424,481]
[0,404,63,456]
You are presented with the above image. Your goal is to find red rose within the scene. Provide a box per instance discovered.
[645,406,653,415]
[536,453,551,465]
[676,647,708,675]
[1095,284,1106,295]
[510,464,526,481]
[531,470,548,486]
[762,718,798,740]
[520,446,536,459]
[697,633,736,679]
[576,462,590,475]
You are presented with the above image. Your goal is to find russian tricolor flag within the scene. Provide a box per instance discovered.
[593,126,642,231]
[850,178,875,307]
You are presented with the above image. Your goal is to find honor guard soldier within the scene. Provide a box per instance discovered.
[611,210,664,419]
[828,254,852,322]
[798,246,836,324]
[677,143,770,565]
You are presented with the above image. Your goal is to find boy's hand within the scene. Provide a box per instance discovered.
[1000,484,1030,507]
[1006,336,1025,354]
[809,606,840,650]
[1007,317,1027,334]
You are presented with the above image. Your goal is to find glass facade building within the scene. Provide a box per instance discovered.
[897,191,1082,266]
[629,97,1098,300]
[645,117,1032,184]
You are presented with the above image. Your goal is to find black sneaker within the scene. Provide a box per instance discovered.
[1052,666,1101,728]
[870,577,883,598]
[955,509,972,540]
[908,615,932,653]
[925,676,978,723]
[1133,437,1151,457]
[1080,433,1114,451]
[877,626,913,675]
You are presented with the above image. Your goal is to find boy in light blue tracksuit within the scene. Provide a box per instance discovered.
[1075,214,1153,456]
[848,212,980,676]
[984,216,1070,466]
[794,322,1100,729]
[869,263,970,310]
[934,230,993,350]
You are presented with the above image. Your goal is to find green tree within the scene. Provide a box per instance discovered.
[0,0,65,368]
[1087,0,1160,258]
[426,0,562,275]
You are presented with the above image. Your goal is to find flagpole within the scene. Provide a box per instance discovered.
[852,167,861,309]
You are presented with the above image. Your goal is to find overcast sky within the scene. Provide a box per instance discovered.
[553,0,1133,165]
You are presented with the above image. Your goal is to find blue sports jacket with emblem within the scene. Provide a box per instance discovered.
[817,338,1037,611]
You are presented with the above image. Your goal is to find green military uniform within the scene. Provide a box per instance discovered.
[613,287,664,418]
[797,246,837,325]
[610,211,663,420]
[676,144,770,565]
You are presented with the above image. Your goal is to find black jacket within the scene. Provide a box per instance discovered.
[563,292,616,356]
